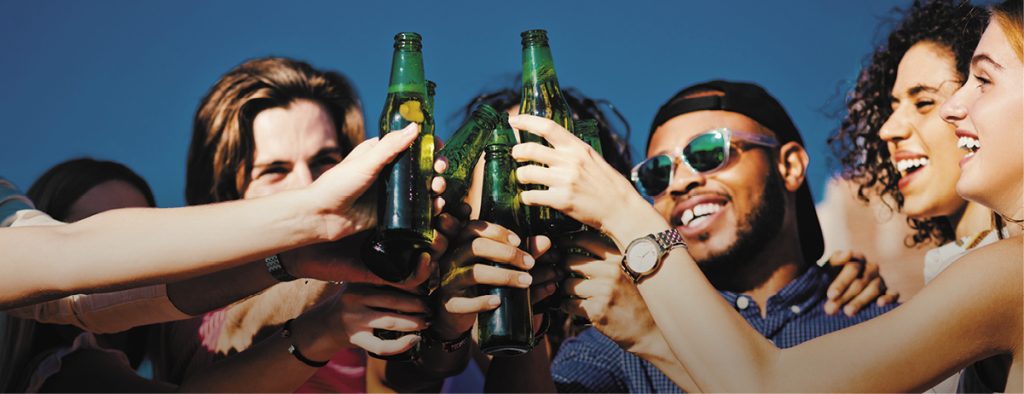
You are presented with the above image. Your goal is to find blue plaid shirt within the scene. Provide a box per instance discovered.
[550,264,897,393]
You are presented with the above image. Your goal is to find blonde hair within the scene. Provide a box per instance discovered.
[992,0,1023,62]
[186,57,364,205]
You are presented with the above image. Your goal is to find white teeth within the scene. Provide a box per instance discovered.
[896,157,929,173]
[679,203,724,227]
[957,136,981,152]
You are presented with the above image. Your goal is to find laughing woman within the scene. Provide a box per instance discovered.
[507,0,1023,391]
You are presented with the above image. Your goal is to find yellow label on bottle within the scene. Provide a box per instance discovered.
[399,100,424,123]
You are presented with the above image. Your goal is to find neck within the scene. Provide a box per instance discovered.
[948,201,995,240]
[731,225,806,318]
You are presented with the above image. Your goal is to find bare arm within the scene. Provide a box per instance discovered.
[509,114,1023,392]
[0,126,422,310]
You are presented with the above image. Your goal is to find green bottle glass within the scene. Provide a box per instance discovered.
[425,80,437,135]
[437,104,501,211]
[476,141,535,356]
[362,32,435,284]
[574,119,602,156]
[519,29,582,236]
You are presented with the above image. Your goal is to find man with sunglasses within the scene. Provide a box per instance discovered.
[486,80,896,392]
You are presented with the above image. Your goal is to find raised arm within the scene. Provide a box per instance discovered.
[508,114,1023,392]
[0,125,422,310]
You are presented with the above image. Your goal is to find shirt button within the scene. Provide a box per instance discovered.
[790,305,802,314]
[736,297,750,310]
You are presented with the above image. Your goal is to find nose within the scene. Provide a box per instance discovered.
[667,164,706,197]
[940,91,968,124]
[878,109,912,144]
[286,163,315,189]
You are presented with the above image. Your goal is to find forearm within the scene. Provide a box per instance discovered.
[627,329,701,392]
[0,189,324,309]
[167,260,276,316]
[603,199,779,392]
[485,339,556,393]
[177,312,342,392]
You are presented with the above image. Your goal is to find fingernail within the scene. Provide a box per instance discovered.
[406,124,419,135]
[519,274,533,285]
[827,289,838,299]
[524,255,535,269]
[844,306,854,316]
[509,233,521,246]
[488,296,501,306]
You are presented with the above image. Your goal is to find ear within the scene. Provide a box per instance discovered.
[776,142,809,193]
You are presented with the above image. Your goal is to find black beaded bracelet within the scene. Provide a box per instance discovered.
[281,319,329,368]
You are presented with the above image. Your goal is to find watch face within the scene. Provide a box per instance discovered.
[626,238,660,273]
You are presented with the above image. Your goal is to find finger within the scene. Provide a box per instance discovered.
[401,253,434,290]
[364,310,430,332]
[562,277,606,300]
[834,277,867,316]
[519,189,566,211]
[430,231,448,260]
[877,291,900,307]
[515,164,564,188]
[363,124,419,172]
[345,136,378,159]
[444,295,501,315]
[530,281,558,305]
[432,176,446,195]
[827,262,862,301]
[434,197,445,215]
[558,232,617,258]
[435,156,448,174]
[436,213,464,239]
[510,142,564,167]
[527,235,553,259]
[508,114,582,148]
[826,250,854,267]
[457,220,522,247]
[841,277,882,317]
[350,331,421,357]
[446,264,533,290]
[351,287,430,314]
[449,237,535,271]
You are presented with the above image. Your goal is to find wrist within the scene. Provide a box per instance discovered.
[604,199,671,250]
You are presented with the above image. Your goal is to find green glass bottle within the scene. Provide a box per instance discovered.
[425,80,437,135]
[437,104,501,211]
[574,119,602,156]
[362,32,435,284]
[476,141,535,357]
[519,29,582,236]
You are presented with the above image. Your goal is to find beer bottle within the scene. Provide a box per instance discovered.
[362,32,435,283]
[425,80,437,135]
[437,104,501,211]
[574,119,602,155]
[477,142,535,356]
[519,29,582,236]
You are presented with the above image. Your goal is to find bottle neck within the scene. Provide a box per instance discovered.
[388,49,426,95]
[480,149,519,227]
[521,45,558,87]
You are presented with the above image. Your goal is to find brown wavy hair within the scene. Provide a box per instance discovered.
[186,57,364,205]
[828,0,987,246]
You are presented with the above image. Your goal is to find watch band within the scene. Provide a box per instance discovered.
[652,228,687,251]
[423,328,471,353]
[265,254,298,282]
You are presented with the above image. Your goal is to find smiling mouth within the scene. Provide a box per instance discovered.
[958,135,981,158]
[896,157,929,176]
[679,202,726,228]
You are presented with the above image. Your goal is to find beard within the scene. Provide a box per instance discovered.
[697,171,787,293]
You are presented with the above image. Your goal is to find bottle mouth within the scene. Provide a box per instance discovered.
[473,104,501,125]
[520,29,549,46]
[394,32,423,50]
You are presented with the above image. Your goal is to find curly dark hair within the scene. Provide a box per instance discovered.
[828,0,987,246]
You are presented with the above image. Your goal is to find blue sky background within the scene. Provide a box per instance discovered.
[1,0,922,208]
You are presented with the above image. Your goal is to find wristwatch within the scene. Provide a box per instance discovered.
[622,228,686,283]
[265,254,298,282]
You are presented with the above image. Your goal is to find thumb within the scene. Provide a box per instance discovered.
[360,123,419,174]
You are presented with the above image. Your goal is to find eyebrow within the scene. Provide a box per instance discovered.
[252,146,343,170]
[972,53,1004,70]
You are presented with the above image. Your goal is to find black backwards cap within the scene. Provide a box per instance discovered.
[649,80,825,262]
